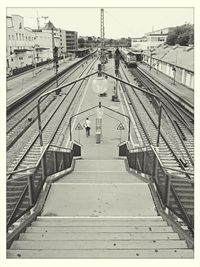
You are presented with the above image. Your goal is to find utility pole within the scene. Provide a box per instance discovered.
[50,22,59,92]
[100,8,105,67]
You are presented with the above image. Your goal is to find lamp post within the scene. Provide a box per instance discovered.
[92,68,108,142]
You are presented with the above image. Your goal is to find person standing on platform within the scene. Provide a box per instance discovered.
[84,118,91,137]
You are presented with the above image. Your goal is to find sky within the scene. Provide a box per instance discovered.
[6,7,194,39]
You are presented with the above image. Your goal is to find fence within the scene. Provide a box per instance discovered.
[6,142,81,229]
[119,142,194,232]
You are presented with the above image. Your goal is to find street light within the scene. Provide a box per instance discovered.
[92,76,108,94]
[92,74,108,142]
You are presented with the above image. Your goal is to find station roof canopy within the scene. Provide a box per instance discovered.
[35,47,49,50]
[13,48,32,53]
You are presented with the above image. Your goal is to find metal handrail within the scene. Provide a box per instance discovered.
[119,141,194,231]
[7,142,81,229]
[128,143,194,177]
[6,166,36,177]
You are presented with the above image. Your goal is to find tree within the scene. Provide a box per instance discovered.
[166,23,194,46]
[78,38,85,48]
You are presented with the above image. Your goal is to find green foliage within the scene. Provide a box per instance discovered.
[166,24,194,46]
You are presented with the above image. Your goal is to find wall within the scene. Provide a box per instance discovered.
[142,54,194,89]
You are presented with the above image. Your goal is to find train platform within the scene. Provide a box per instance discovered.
[138,62,194,106]
[6,57,80,106]
[41,57,158,222]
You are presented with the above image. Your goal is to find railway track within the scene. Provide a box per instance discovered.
[6,58,98,225]
[7,55,95,152]
[119,63,194,229]
[130,67,194,163]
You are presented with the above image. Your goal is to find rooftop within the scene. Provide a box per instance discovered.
[144,45,194,72]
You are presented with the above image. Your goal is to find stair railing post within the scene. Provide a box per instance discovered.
[156,102,162,147]
[165,173,171,207]
[27,173,34,207]
[53,150,57,173]
[142,149,146,173]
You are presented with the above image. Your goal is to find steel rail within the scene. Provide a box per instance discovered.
[7,59,97,176]
[7,57,96,151]
[119,63,192,174]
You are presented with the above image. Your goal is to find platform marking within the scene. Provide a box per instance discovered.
[65,75,92,147]
[119,83,143,145]
[118,86,134,145]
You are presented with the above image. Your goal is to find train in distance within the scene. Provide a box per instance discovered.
[119,47,143,68]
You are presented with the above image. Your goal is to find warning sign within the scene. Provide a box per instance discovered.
[75,123,83,130]
[117,123,125,130]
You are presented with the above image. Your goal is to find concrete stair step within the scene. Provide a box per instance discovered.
[65,172,134,179]
[37,216,164,222]
[7,248,193,258]
[25,226,174,233]
[75,160,126,172]
[19,231,180,241]
[31,220,168,227]
[59,178,143,183]
[10,239,187,250]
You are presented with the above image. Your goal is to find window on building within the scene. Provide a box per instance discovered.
[22,34,24,40]
[11,58,13,62]
[16,33,18,40]
[8,35,11,40]
[12,35,14,40]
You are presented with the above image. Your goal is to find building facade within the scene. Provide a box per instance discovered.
[6,14,79,76]
[58,29,67,55]
[6,15,35,75]
[131,27,174,51]
[66,30,78,52]
[142,45,194,89]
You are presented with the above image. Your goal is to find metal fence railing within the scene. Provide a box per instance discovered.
[6,142,81,229]
[119,142,194,233]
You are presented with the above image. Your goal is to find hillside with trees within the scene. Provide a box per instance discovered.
[166,23,194,46]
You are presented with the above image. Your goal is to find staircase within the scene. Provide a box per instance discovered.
[7,160,193,258]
